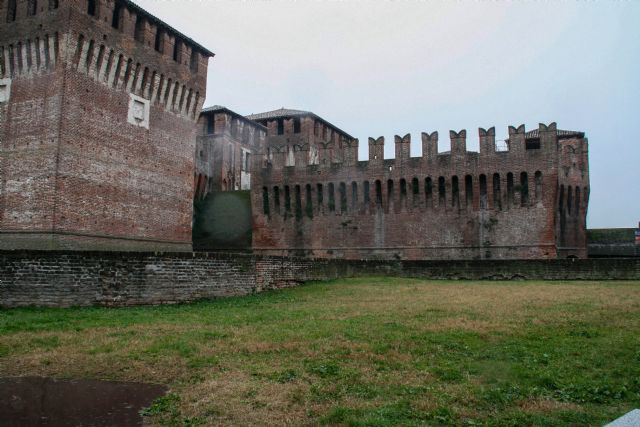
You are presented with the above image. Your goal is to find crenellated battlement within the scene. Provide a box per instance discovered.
[260,122,579,171]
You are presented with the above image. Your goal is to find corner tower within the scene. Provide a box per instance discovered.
[0,0,214,250]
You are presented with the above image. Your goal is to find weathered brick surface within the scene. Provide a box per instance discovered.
[252,123,590,260]
[0,0,212,251]
[1,251,637,308]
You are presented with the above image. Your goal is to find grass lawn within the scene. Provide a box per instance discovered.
[1,278,639,426]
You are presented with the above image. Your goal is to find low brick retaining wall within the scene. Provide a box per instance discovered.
[1,251,638,308]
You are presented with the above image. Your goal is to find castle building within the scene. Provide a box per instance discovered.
[0,1,591,260]
[251,121,590,260]
[0,0,213,251]
[246,108,358,168]
[194,105,266,199]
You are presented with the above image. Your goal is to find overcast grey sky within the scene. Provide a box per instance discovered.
[138,0,639,228]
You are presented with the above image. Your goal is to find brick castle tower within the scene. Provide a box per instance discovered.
[0,0,213,250]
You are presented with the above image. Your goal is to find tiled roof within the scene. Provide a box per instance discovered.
[524,129,584,139]
[245,108,312,121]
[201,105,226,113]
[200,105,267,130]
[245,108,355,139]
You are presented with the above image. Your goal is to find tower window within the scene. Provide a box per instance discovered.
[87,0,96,16]
[173,39,182,62]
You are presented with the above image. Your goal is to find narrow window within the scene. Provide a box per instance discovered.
[6,0,16,23]
[192,92,200,118]
[231,119,238,137]
[87,0,96,16]
[27,0,37,16]
[173,38,182,62]
[284,185,291,214]
[387,179,394,210]
[375,180,382,207]
[351,182,358,210]
[465,175,473,208]
[206,114,214,134]
[155,29,164,53]
[364,181,370,205]
[111,1,122,29]
[507,172,514,207]
[452,176,459,208]
[493,173,502,210]
[103,49,114,82]
[305,184,313,218]
[438,177,446,207]
[328,183,336,212]
[171,81,179,109]
[295,185,302,219]
[575,187,581,216]
[131,63,141,92]
[123,58,133,87]
[412,177,419,206]
[479,174,487,209]
[520,172,529,206]
[35,37,41,68]
[95,45,106,75]
[262,187,270,216]
[293,117,301,133]
[273,186,281,213]
[163,78,172,104]
[85,40,95,71]
[49,0,58,10]
[567,185,573,215]
[277,119,284,135]
[178,84,187,110]
[26,40,33,69]
[133,15,144,42]
[425,177,433,208]
[112,55,123,88]
[339,182,347,213]
[400,178,407,207]
[317,183,324,208]
[190,50,199,72]
[558,185,565,213]
[535,171,543,202]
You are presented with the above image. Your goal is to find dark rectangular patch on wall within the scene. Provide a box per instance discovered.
[193,191,252,251]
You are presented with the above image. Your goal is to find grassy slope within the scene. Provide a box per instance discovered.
[1,278,639,426]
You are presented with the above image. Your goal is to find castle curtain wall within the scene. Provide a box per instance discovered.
[252,124,590,260]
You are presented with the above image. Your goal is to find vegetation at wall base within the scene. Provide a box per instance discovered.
[1,278,639,426]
